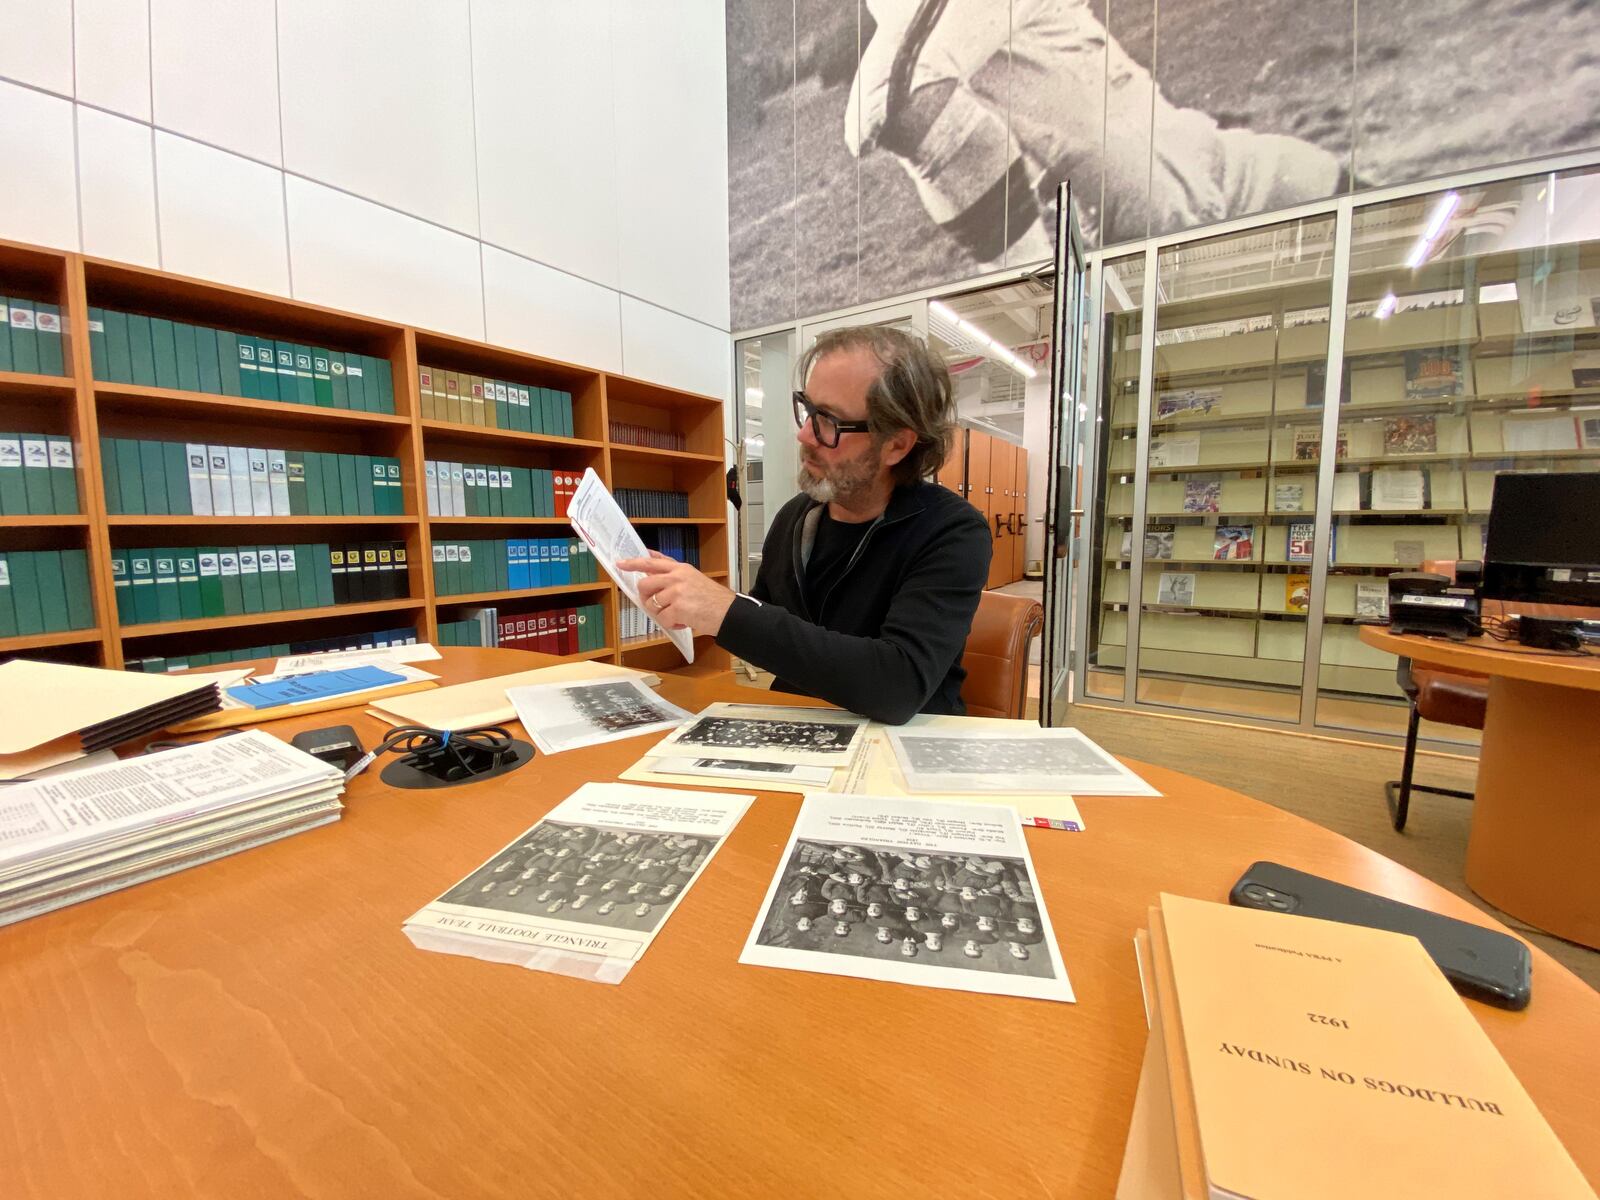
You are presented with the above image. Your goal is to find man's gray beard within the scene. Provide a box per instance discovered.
[797,467,835,503]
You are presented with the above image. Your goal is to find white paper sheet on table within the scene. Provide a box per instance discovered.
[649,702,869,767]
[739,793,1075,1003]
[272,643,441,674]
[567,468,694,663]
[883,718,1158,798]
[506,676,692,755]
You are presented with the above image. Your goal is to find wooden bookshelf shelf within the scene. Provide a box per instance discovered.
[419,419,603,452]
[93,383,410,430]
[120,598,424,638]
[106,514,419,527]
[0,515,89,528]
[425,515,576,526]
[0,236,728,670]
[608,443,723,465]
[0,628,101,652]
[437,582,613,605]
[0,370,76,399]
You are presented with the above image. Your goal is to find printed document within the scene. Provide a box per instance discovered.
[405,782,751,984]
[506,676,692,755]
[740,794,1074,1003]
[567,468,694,663]
[649,702,869,767]
[885,724,1158,796]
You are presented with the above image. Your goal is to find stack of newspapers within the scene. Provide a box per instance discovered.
[0,729,344,927]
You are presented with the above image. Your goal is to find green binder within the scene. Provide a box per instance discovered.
[342,353,368,412]
[104,310,133,382]
[252,337,278,400]
[273,343,298,403]
[371,358,394,414]
[196,325,224,395]
[109,548,134,624]
[8,302,39,374]
[257,546,283,611]
[161,441,191,516]
[328,354,350,409]
[34,303,64,375]
[173,322,202,393]
[87,307,109,379]
[9,551,45,634]
[126,314,157,385]
[305,450,329,515]
[275,544,303,609]
[0,298,11,372]
[138,440,170,515]
[337,454,360,514]
[311,350,334,406]
[151,550,181,623]
[312,542,334,607]
[217,549,243,616]
[150,319,180,389]
[21,437,54,514]
[175,551,202,620]
[387,459,403,515]
[0,437,26,514]
[114,439,144,514]
[364,457,384,517]
[292,345,317,406]
[237,548,263,614]
[0,552,17,638]
[128,551,158,625]
[196,549,223,617]
[233,334,258,398]
[46,436,78,513]
[286,450,308,515]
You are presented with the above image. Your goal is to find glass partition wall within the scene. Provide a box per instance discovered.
[1082,157,1600,738]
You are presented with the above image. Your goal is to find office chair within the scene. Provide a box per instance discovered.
[960,591,1044,720]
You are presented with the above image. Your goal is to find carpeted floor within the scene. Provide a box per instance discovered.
[1059,702,1599,992]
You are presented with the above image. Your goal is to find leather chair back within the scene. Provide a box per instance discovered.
[960,591,1043,720]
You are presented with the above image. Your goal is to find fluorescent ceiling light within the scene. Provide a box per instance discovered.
[1374,293,1397,320]
[1404,191,1460,269]
[929,300,1038,379]
[1479,282,1519,304]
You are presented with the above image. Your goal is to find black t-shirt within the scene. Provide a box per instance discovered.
[805,507,873,612]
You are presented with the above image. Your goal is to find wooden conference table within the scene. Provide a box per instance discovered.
[2,647,1597,1198]
[1362,627,1600,950]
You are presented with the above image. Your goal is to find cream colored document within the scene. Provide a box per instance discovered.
[368,661,659,731]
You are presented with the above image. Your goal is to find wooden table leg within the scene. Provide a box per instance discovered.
[1466,677,1600,949]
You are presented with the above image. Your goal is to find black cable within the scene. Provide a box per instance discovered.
[343,724,521,782]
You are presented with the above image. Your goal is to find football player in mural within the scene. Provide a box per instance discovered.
[846,0,1343,255]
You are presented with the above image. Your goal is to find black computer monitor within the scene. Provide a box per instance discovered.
[1481,472,1600,607]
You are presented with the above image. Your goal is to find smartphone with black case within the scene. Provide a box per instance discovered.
[1229,861,1532,1010]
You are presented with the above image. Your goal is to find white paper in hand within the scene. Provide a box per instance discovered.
[567,468,695,663]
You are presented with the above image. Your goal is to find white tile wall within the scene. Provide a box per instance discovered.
[0,2,731,398]
[611,0,730,331]
[154,131,289,294]
[76,106,159,266]
[483,245,622,373]
[0,0,73,95]
[620,296,731,400]
[471,0,619,289]
[0,82,79,251]
[278,0,479,237]
[75,0,151,121]
[285,176,483,341]
[151,0,282,166]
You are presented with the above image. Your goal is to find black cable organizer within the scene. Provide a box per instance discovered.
[373,725,535,790]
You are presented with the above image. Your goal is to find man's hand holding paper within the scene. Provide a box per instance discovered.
[616,550,737,637]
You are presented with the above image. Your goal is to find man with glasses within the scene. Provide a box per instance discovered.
[619,326,990,723]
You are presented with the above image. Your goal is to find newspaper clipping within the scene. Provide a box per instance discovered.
[741,794,1074,1003]
[405,782,751,984]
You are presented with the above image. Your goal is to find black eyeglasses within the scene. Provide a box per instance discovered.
[792,391,871,448]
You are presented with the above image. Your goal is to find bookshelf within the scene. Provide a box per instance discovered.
[1086,182,1600,730]
[0,236,730,674]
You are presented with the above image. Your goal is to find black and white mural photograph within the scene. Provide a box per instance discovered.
[727,0,1600,329]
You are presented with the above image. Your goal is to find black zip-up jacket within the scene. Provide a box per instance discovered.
[715,482,991,724]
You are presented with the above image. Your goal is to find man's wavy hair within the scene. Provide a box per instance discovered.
[798,325,955,485]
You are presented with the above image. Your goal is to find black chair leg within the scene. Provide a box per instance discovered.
[1385,701,1475,832]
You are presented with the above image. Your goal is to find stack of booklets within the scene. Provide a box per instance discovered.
[1122,894,1593,1199]
[0,729,344,926]
[0,660,224,780]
